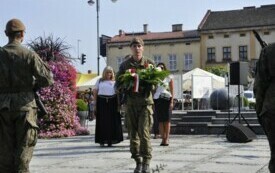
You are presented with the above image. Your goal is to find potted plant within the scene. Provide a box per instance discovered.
[76,99,89,127]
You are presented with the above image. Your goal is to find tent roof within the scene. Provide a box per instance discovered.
[76,75,101,91]
[182,68,224,82]
[76,73,97,86]
[182,68,225,91]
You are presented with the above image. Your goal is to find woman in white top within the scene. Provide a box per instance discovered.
[93,66,123,147]
[153,63,174,146]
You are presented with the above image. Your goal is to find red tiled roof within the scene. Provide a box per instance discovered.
[108,30,199,44]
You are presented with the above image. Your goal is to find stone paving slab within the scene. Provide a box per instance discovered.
[30,121,270,173]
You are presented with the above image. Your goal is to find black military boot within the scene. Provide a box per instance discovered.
[142,164,151,173]
[134,163,142,173]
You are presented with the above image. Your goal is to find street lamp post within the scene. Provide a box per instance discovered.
[88,0,117,75]
[77,39,81,59]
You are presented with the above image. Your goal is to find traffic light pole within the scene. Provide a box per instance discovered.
[77,39,81,59]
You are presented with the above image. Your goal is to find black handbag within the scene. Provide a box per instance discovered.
[159,93,171,101]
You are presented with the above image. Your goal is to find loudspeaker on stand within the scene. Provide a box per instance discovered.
[229,62,249,85]
[226,123,257,143]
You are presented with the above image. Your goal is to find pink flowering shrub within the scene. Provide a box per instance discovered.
[28,36,90,138]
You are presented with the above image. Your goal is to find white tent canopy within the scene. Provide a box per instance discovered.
[182,68,225,91]
[77,75,101,91]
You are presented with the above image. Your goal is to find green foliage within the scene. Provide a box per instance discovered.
[242,96,249,107]
[249,102,256,109]
[233,96,249,107]
[76,99,88,111]
[205,66,227,77]
[118,67,170,92]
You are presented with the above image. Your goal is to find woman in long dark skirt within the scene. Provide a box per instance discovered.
[93,66,123,147]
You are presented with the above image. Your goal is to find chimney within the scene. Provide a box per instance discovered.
[172,24,183,32]
[87,70,92,74]
[143,24,148,33]
[119,29,124,36]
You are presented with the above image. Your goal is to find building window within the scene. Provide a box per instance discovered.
[264,31,270,35]
[153,55,161,65]
[208,35,214,39]
[184,53,193,71]
[224,34,229,38]
[223,47,231,61]
[168,54,177,71]
[239,45,248,61]
[240,33,246,37]
[185,42,191,45]
[207,47,215,62]
[251,59,257,75]
[117,57,123,69]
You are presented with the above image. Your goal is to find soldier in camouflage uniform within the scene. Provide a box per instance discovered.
[254,42,275,173]
[0,19,54,173]
[116,37,154,173]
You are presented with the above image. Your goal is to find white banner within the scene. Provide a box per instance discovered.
[173,74,183,99]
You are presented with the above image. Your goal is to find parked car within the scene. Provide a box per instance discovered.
[243,90,255,103]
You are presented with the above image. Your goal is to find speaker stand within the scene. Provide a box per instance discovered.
[220,73,231,135]
[230,83,256,134]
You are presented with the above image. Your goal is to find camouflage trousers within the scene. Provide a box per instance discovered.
[0,109,38,173]
[260,111,275,173]
[126,104,153,164]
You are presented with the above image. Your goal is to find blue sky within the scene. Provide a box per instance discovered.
[1,0,274,74]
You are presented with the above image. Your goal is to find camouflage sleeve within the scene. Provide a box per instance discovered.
[148,58,155,66]
[254,47,270,116]
[32,52,54,89]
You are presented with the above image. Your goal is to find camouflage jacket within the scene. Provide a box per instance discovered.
[0,40,54,111]
[254,43,275,116]
[115,56,155,105]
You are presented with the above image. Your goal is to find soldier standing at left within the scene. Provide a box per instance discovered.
[0,19,54,173]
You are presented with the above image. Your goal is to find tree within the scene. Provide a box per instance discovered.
[205,66,227,77]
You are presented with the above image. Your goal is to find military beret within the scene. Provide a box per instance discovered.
[5,18,26,34]
[130,37,144,47]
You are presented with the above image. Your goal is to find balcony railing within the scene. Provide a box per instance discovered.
[206,59,216,63]
[222,58,232,62]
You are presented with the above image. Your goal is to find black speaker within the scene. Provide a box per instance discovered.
[226,123,257,143]
[229,62,249,85]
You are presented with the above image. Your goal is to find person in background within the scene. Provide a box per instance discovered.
[0,18,54,173]
[88,88,95,121]
[116,37,154,173]
[93,66,123,147]
[254,42,275,173]
[153,62,174,146]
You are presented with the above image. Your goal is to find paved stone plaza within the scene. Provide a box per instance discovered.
[30,121,270,173]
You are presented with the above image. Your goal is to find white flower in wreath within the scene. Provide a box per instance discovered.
[148,64,154,69]
[155,67,162,71]
[140,69,146,72]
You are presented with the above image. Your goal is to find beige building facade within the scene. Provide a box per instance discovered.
[104,4,275,75]
[198,5,275,71]
[106,24,200,74]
